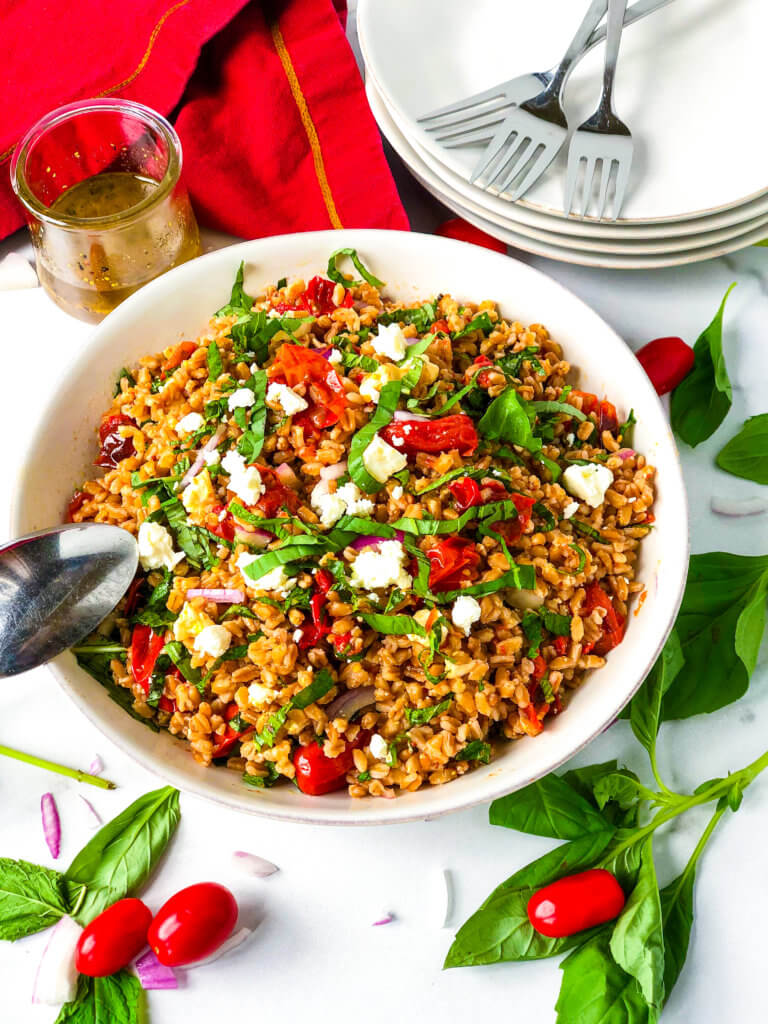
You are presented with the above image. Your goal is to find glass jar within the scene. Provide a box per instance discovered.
[10,99,201,322]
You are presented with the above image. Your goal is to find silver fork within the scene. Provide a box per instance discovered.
[564,0,633,219]
[417,0,672,148]
[469,0,610,199]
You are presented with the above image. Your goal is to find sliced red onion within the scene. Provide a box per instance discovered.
[275,462,300,488]
[318,347,333,360]
[326,685,376,721]
[134,948,178,990]
[616,449,636,461]
[711,496,768,517]
[78,794,102,826]
[233,525,272,548]
[392,409,429,422]
[189,927,253,967]
[41,793,61,859]
[351,530,405,551]
[88,754,104,775]
[180,422,227,489]
[185,588,246,603]
[232,851,279,877]
[372,913,394,926]
[319,460,348,482]
[441,869,454,929]
[32,916,82,1005]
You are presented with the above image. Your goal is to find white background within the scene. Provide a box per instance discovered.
[2,8,768,1022]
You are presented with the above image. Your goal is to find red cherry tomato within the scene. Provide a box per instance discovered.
[75,898,152,977]
[129,625,166,695]
[582,582,626,656]
[96,414,135,468]
[67,490,88,521]
[148,883,238,967]
[211,703,254,758]
[122,576,145,617]
[554,635,568,656]
[431,318,451,335]
[269,344,347,429]
[164,340,198,371]
[294,730,371,795]
[569,390,619,434]
[495,493,536,544]
[426,536,481,592]
[208,504,236,542]
[275,275,354,316]
[249,465,301,519]
[380,414,478,458]
[635,336,695,396]
[435,217,507,253]
[527,869,625,937]
[449,476,482,512]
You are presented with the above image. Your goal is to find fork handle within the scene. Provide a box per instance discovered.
[549,0,609,95]
[601,0,630,106]
[585,0,674,52]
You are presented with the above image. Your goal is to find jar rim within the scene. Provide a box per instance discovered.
[9,98,182,229]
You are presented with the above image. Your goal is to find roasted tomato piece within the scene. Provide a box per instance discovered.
[67,490,88,521]
[570,390,619,434]
[129,625,166,695]
[163,341,197,371]
[252,465,302,518]
[293,730,371,795]
[380,414,478,457]
[582,582,626,656]
[212,703,254,759]
[449,476,482,512]
[270,344,347,429]
[495,493,536,544]
[426,537,481,592]
[96,413,135,468]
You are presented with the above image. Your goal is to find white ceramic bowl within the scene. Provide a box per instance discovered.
[12,230,688,825]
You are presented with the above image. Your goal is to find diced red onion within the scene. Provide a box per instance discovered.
[188,927,253,967]
[440,869,454,929]
[78,794,102,826]
[372,914,394,926]
[233,525,272,548]
[134,948,178,990]
[41,793,61,859]
[711,496,768,517]
[350,530,405,551]
[275,462,299,488]
[32,916,82,1005]
[185,588,246,603]
[88,754,104,775]
[318,347,333,360]
[392,409,429,422]
[405,335,427,346]
[616,449,636,461]
[326,685,376,721]
[319,460,348,482]
[180,422,227,489]
[232,851,279,877]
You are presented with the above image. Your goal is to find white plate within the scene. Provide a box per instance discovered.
[368,81,768,270]
[371,81,768,254]
[11,230,687,825]
[358,0,768,224]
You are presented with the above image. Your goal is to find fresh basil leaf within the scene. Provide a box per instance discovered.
[155,496,216,569]
[628,630,683,757]
[112,367,135,397]
[132,569,176,628]
[670,283,736,447]
[55,969,141,1024]
[497,347,543,380]
[216,261,254,315]
[609,837,665,1008]
[570,519,605,542]
[555,931,653,1024]
[242,536,334,584]
[564,543,587,574]
[400,356,425,394]
[232,310,311,364]
[327,247,385,288]
[65,787,180,924]
[400,334,434,361]
[561,761,620,804]
[221,603,258,621]
[402,537,433,599]
[715,413,768,484]
[452,312,495,340]
[348,379,403,493]
[378,301,437,333]
[527,400,587,421]
[659,870,695,1004]
[455,740,491,763]
[592,770,643,812]
[207,341,223,380]
[521,611,543,657]
[0,859,71,940]
[341,349,379,373]
[241,762,281,789]
[444,830,615,968]
[162,640,203,691]
[360,612,426,637]
[478,388,542,452]
[534,451,562,481]
[619,408,637,445]
[661,552,768,720]
[251,705,291,749]
[490,772,613,839]
[292,668,336,709]
[404,697,452,726]
[431,563,537,603]
[237,369,268,461]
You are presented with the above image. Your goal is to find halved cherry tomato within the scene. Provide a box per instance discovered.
[527,869,625,937]
[431,318,451,335]
[636,336,695,396]
[435,217,507,253]
[208,503,236,542]
[148,882,238,967]
[250,465,302,518]
[496,493,536,544]
[449,476,482,512]
[426,537,481,592]
[275,275,354,316]
[129,625,166,695]
[570,390,619,434]
[583,582,626,656]
[472,353,495,386]
[380,414,478,457]
[212,703,254,759]
[75,898,152,977]
[67,490,87,521]
[96,413,135,468]
[270,344,347,429]
[293,730,371,795]
[164,341,197,371]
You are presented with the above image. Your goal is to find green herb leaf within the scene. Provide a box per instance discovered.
[64,786,180,925]
[404,697,452,726]
[292,668,336,709]
[242,536,333,584]
[659,870,695,1004]
[237,369,268,462]
[478,388,541,452]
[162,641,203,690]
[592,770,644,812]
[555,931,652,1024]
[619,408,637,445]
[378,301,437,333]
[207,341,223,380]
[452,312,495,340]
[327,247,385,289]
[609,837,665,1008]
[670,283,736,447]
[348,379,403,493]
[112,367,135,397]
[430,564,537,603]
[570,519,605,542]
[454,740,492,763]
[133,569,176,628]
[359,612,426,637]
[715,413,768,484]
[55,969,141,1024]
[251,705,291,750]
[527,400,586,421]
[216,261,254,316]
[497,347,544,380]
[489,773,613,840]
[0,859,71,940]
[75,650,161,733]
[628,630,683,760]
[221,603,258,621]
[241,762,281,789]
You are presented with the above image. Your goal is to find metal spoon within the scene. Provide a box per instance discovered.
[0,524,138,677]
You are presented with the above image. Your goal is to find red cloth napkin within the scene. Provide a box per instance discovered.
[0,0,408,241]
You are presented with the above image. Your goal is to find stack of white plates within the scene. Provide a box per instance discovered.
[357,0,768,269]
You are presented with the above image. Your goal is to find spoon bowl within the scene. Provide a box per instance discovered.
[0,524,138,677]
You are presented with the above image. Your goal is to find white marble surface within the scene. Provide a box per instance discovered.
[2,15,768,1021]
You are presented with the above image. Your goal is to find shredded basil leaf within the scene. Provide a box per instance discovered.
[162,641,204,691]
[478,388,542,453]
[455,740,492,763]
[220,604,258,621]
[399,334,434,361]
[242,762,281,788]
[533,501,557,532]
[293,668,336,709]
[251,705,291,749]
[113,367,135,396]
[348,379,403,493]
[432,563,537,603]
[497,347,543,380]
[618,408,637,445]
[527,400,587,422]
[327,248,385,289]
[452,312,495,340]
[571,520,606,542]
[237,369,268,461]
[359,613,427,637]
[216,261,254,316]
[533,452,562,481]
[132,570,176,628]
[276,276,287,290]
[378,301,438,333]
[405,697,452,726]
[207,341,223,380]
[392,497,521,537]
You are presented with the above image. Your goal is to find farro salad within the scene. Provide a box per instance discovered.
[69,249,655,799]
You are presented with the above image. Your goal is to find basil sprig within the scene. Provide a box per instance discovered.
[327,247,385,289]
[348,379,403,493]
[715,413,768,484]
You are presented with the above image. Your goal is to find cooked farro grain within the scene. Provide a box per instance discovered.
[69,251,655,799]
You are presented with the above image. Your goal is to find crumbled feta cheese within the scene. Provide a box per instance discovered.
[335,482,374,517]
[311,485,347,528]
[237,552,259,576]
[267,381,308,417]
[451,595,482,636]
[359,370,384,404]
[563,500,580,519]
[137,521,184,572]
[350,540,412,591]
[228,388,256,411]
[327,348,342,365]
[237,554,294,596]
[292,629,304,643]
[369,733,389,761]
[391,485,404,501]
[181,470,215,517]
[565,433,576,446]
[372,322,408,362]
[562,463,614,508]
[203,449,220,467]
[248,683,276,706]
[173,603,213,643]
[362,435,408,483]
[193,624,232,659]
[175,411,204,435]
[222,449,246,477]
[222,450,264,505]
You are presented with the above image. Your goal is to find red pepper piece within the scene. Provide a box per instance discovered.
[163,341,197,371]
[554,635,568,656]
[431,318,451,335]
[208,504,236,542]
[435,217,507,253]
[449,476,483,512]
[122,577,144,617]
[158,695,177,714]
[129,625,166,695]
[380,413,478,458]
[293,730,371,795]
[211,702,254,759]
[270,344,347,429]
[251,465,301,518]
[583,582,626,656]
[96,414,135,468]
[315,569,334,594]
[426,537,481,592]
[635,336,695,396]
[527,869,625,937]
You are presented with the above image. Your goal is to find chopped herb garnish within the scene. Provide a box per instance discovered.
[455,740,492,763]
[378,301,438,334]
[497,347,544,380]
[570,519,606,542]
[162,641,203,691]
[236,369,268,462]
[276,276,287,290]
[618,408,637,445]
[452,312,495,340]
[293,668,336,709]
[132,570,176,628]
[242,762,281,788]
[405,698,453,726]
[113,367,135,396]
[348,379,403,493]
[327,247,385,289]
[207,341,223,380]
